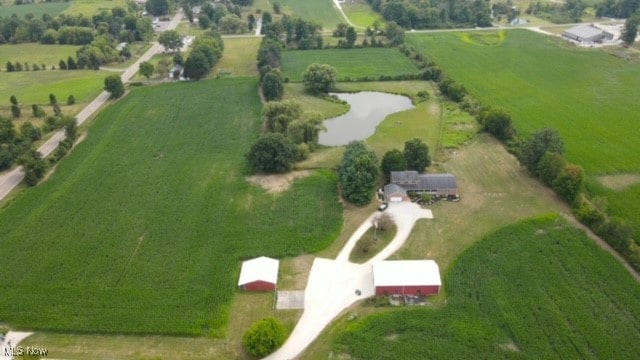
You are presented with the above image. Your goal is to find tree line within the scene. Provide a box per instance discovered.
[1,93,78,186]
[365,0,492,29]
[0,6,153,45]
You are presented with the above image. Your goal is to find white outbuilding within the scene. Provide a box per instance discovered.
[238,256,279,291]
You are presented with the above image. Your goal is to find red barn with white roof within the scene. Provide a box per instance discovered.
[238,256,279,291]
[372,260,441,296]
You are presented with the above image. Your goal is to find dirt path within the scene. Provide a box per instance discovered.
[561,213,640,282]
[265,202,433,360]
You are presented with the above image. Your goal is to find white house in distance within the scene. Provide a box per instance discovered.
[238,256,279,291]
[372,260,442,296]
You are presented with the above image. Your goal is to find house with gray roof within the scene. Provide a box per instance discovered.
[385,171,458,201]
[562,24,613,43]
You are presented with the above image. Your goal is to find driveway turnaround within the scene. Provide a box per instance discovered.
[265,202,433,360]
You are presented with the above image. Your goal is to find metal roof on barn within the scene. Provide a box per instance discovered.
[238,256,279,286]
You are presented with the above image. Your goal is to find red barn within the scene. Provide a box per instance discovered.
[372,260,441,296]
[238,256,279,292]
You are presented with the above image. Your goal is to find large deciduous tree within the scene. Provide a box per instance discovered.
[479,108,516,140]
[287,111,325,148]
[262,100,303,134]
[246,133,298,173]
[139,61,155,79]
[381,149,407,176]
[104,75,125,98]
[338,141,379,206]
[146,0,170,15]
[242,317,286,358]
[536,151,565,186]
[553,164,584,203]
[303,63,337,93]
[261,69,284,101]
[622,14,640,46]
[519,128,564,172]
[158,30,183,53]
[404,138,431,172]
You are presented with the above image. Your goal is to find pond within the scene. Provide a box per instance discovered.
[318,92,415,146]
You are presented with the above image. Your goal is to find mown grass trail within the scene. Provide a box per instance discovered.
[0,78,342,336]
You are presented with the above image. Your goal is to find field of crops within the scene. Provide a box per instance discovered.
[277,0,343,30]
[0,78,343,335]
[330,216,640,359]
[281,48,419,82]
[0,1,70,17]
[407,29,640,231]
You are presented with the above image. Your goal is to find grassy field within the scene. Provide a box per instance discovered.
[407,29,640,231]
[341,0,382,28]
[0,70,108,124]
[0,70,107,105]
[327,216,640,359]
[217,37,261,77]
[281,48,419,82]
[0,78,343,335]
[0,44,80,69]
[349,222,397,263]
[277,0,343,30]
[0,1,70,17]
[63,0,129,15]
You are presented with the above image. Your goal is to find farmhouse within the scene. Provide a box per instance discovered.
[562,24,614,43]
[386,171,458,201]
[372,260,442,296]
[238,256,279,291]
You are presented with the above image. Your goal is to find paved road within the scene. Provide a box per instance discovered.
[265,202,433,360]
[0,11,183,202]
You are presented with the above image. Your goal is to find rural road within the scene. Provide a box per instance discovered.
[0,11,183,202]
[265,202,433,360]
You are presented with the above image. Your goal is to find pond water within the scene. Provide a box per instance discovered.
[318,92,415,146]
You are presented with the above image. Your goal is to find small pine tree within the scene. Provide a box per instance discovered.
[49,93,57,105]
[6,61,15,72]
[67,95,76,105]
[59,59,67,70]
[10,95,18,105]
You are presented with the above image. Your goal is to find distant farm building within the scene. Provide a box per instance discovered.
[372,260,442,296]
[387,171,458,200]
[238,256,279,291]
[562,24,614,44]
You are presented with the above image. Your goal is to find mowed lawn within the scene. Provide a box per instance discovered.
[407,29,640,231]
[0,78,343,335]
[0,44,80,69]
[342,0,382,28]
[328,217,640,359]
[0,1,70,17]
[281,48,419,81]
[63,0,130,15]
[278,0,344,29]
[217,37,261,77]
[0,70,107,106]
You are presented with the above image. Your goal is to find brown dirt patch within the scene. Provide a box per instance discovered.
[597,173,640,191]
[279,255,315,289]
[245,170,311,193]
